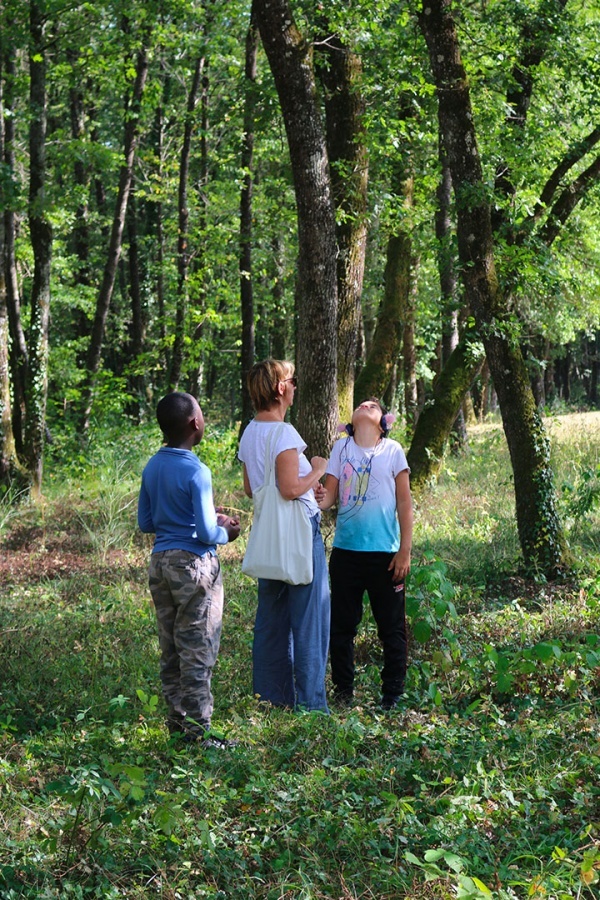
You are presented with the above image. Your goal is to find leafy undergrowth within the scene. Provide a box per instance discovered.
[0,416,599,898]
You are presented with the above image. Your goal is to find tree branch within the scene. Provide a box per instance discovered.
[538,152,600,246]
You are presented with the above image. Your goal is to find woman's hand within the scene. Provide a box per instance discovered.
[310,456,327,479]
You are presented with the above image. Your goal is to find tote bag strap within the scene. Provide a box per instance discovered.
[262,423,286,488]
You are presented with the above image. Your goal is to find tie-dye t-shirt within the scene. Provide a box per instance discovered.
[326,436,409,552]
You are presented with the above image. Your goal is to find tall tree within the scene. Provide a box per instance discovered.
[80,18,150,431]
[0,45,15,482]
[169,50,206,390]
[317,30,368,422]
[239,5,259,433]
[24,0,53,495]
[418,0,566,575]
[254,0,339,456]
[354,143,415,405]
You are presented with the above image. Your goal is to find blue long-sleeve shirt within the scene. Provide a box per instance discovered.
[138,446,228,555]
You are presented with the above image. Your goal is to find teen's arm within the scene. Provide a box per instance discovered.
[388,469,413,582]
[317,473,339,510]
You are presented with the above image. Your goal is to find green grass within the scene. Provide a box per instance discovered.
[0,413,599,898]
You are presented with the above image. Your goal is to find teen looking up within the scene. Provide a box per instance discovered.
[318,398,413,710]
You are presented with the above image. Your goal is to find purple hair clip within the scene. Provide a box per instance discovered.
[382,413,396,430]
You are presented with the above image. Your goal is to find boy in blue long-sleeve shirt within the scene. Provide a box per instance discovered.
[138,392,240,746]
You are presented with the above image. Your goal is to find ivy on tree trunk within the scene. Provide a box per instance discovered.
[418,0,566,576]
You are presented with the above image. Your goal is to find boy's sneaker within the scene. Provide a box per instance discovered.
[201,735,239,750]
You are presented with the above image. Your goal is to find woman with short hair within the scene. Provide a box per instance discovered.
[238,359,330,712]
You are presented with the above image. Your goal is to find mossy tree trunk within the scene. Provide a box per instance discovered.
[418,0,566,575]
[0,50,17,483]
[354,230,412,405]
[407,331,483,493]
[170,51,205,391]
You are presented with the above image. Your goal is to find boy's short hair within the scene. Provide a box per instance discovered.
[247,359,294,412]
[156,392,197,440]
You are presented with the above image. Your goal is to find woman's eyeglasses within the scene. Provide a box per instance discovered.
[283,376,298,387]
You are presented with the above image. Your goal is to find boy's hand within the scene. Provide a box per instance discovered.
[217,511,241,541]
[223,516,241,542]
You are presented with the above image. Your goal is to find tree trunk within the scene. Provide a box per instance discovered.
[590,333,599,406]
[418,0,565,575]
[170,53,205,391]
[437,145,467,449]
[81,29,150,431]
[0,50,16,483]
[317,33,368,422]
[3,47,27,462]
[354,120,414,406]
[254,0,338,456]
[354,227,412,404]
[239,8,259,434]
[126,189,146,419]
[24,0,53,496]
[189,45,210,397]
[402,264,419,433]
[67,50,91,289]
[268,235,288,360]
[408,330,483,492]
[151,77,167,379]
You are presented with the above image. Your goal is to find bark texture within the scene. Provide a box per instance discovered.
[170,53,205,390]
[354,231,411,403]
[255,0,338,456]
[24,0,52,495]
[317,34,368,421]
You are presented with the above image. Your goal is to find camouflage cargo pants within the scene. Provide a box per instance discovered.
[149,550,224,736]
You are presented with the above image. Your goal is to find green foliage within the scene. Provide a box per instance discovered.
[1,416,600,898]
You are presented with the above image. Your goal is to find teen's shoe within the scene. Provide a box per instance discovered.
[380,693,404,710]
[331,687,354,708]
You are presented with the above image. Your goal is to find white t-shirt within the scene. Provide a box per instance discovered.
[238,419,319,516]
[326,435,409,552]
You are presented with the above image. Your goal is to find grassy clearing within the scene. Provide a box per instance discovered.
[0,413,599,899]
